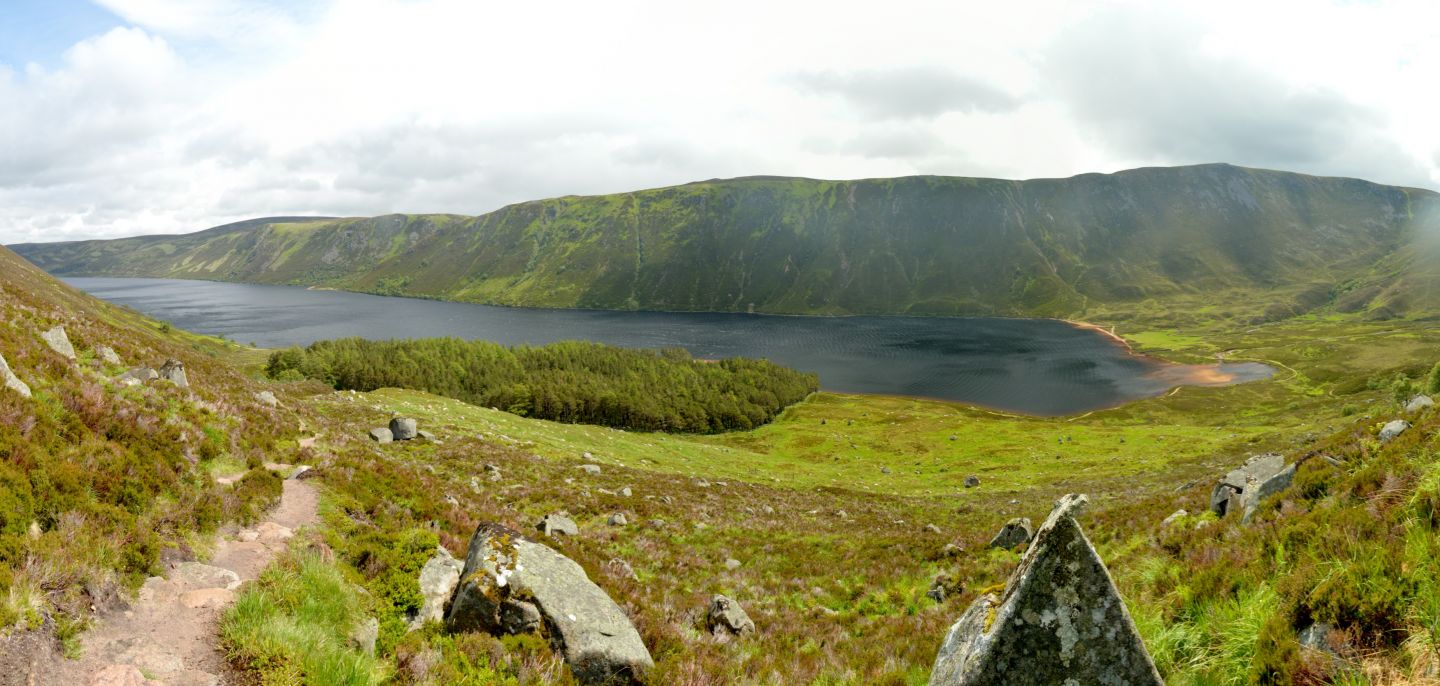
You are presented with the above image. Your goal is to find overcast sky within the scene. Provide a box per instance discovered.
[4,0,1439,244]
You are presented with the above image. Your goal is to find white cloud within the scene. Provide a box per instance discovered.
[2,0,1438,244]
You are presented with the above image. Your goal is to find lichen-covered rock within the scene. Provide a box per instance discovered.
[1380,419,1410,443]
[963,476,980,488]
[159,359,188,388]
[255,391,278,407]
[446,523,653,685]
[369,427,393,443]
[706,594,755,636]
[987,517,1032,549]
[390,417,418,440]
[1240,463,1296,523]
[411,547,463,629]
[96,345,122,365]
[538,513,579,537]
[928,494,1163,686]
[0,353,31,398]
[1210,453,1286,517]
[1407,395,1435,413]
[119,367,158,385]
[41,325,75,360]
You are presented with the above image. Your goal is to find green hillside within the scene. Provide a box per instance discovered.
[14,164,1439,321]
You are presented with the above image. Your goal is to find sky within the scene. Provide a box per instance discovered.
[3,0,1440,244]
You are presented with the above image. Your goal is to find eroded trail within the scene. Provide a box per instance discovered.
[41,475,318,686]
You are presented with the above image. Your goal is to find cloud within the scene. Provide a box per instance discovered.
[788,66,1021,120]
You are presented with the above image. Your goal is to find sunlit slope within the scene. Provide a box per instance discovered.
[13,164,1439,319]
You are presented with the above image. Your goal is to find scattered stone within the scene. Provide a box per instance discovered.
[350,616,380,656]
[390,417,418,441]
[538,513,579,537]
[159,358,188,388]
[255,390,278,407]
[1407,395,1435,413]
[179,588,234,609]
[949,434,957,441]
[412,546,464,628]
[648,519,666,529]
[604,558,639,581]
[236,530,259,543]
[41,326,76,360]
[924,523,943,534]
[724,558,741,571]
[0,353,31,398]
[963,476,980,488]
[835,509,849,519]
[580,464,602,475]
[620,487,632,497]
[1379,419,1410,443]
[444,494,460,507]
[1209,453,1286,517]
[928,494,1163,685]
[447,523,654,684]
[987,518,1032,550]
[706,594,755,636]
[369,427,394,444]
[881,466,893,475]
[96,346,122,365]
[289,465,313,480]
[693,478,711,488]
[1160,509,1188,528]
[927,573,964,603]
[416,429,438,442]
[484,464,502,481]
[119,367,158,385]
[941,543,962,558]
[608,513,628,526]
[583,451,595,460]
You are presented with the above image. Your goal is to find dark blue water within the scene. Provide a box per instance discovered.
[64,277,1273,415]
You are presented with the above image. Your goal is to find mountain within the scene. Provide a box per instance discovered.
[12,164,1440,320]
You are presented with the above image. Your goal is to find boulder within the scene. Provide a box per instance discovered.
[1407,395,1435,413]
[1210,453,1286,517]
[255,391,278,407]
[1240,464,1297,523]
[538,513,579,537]
[41,326,75,360]
[119,367,158,385]
[446,523,654,685]
[705,594,755,636]
[159,359,188,388]
[1379,419,1410,443]
[0,353,31,398]
[607,513,628,527]
[96,346,122,365]
[416,429,437,442]
[390,417,418,441]
[580,464,602,475]
[369,427,394,444]
[1160,509,1188,528]
[963,476,980,488]
[987,517,1032,549]
[484,464,502,481]
[928,494,1163,686]
[924,523,943,535]
[724,558,741,571]
[928,573,964,603]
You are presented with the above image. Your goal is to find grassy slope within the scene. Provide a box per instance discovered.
[14,164,1440,321]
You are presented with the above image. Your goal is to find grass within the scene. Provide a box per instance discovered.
[221,550,390,686]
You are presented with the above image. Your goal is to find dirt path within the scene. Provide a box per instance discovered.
[39,472,319,686]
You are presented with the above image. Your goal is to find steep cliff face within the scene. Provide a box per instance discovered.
[13,164,1438,318]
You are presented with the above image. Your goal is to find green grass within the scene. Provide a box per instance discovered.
[221,551,390,686]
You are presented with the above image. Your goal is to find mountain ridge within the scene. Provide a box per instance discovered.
[12,164,1440,322]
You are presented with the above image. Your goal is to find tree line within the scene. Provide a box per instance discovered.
[265,337,818,433]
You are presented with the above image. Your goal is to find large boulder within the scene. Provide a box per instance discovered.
[41,326,75,360]
[1240,463,1297,523]
[119,367,158,386]
[706,594,755,637]
[538,513,579,537]
[369,427,394,444]
[987,518,1032,549]
[158,359,189,388]
[410,547,463,629]
[1379,419,1410,443]
[928,494,1163,686]
[1407,395,1435,413]
[0,353,31,398]
[446,523,654,685]
[390,417,418,441]
[1209,453,1286,517]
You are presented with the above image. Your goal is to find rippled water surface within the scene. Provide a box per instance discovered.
[65,277,1273,415]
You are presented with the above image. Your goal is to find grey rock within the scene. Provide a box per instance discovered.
[724,558,741,571]
[620,487,632,497]
[159,359,188,388]
[1407,395,1435,413]
[1380,419,1410,443]
[390,417,418,441]
[693,478,711,488]
[369,427,393,443]
[349,616,379,656]
[41,326,75,360]
[119,367,158,385]
[1211,453,1286,517]
[963,476,980,488]
[0,353,31,398]
[1240,464,1297,524]
[416,429,437,442]
[706,594,755,636]
[924,523,943,535]
[411,546,464,629]
[928,573,963,603]
[1160,509,1188,528]
[987,517,1033,549]
[96,346,122,365]
[607,513,628,527]
[447,523,654,684]
[255,391,278,407]
[929,494,1163,686]
[538,513,579,537]
[580,464,602,475]
[484,463,501,481]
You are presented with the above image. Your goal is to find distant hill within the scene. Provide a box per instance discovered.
[12,164,1440,320]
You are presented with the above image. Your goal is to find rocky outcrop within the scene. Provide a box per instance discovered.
[0,353,31,398]
[706,595,755,637]
[158,359,188,388]
[41,326,75,360]
[1210,453,1286,517]
[1380,419,1410,443]
[1240,464,1296,523]
[987,518,1032,549]
[446,523,654,685]
[389,417,418,441]
[928,494,1163,686]
[411,547,463,629]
